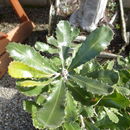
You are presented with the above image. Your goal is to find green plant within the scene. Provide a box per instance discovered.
[7,21,130,129]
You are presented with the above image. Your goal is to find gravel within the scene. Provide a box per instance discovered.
[0,74,36,130]
[0,6,50,130]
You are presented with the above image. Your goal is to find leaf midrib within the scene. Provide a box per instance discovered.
[13,45,54,74]
[45,82,63,126]
[72,75,110,94]
[69,37,102,69]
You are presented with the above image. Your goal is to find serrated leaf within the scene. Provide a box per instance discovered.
[99,92,130,109]
[67,81,95,105]
[116,87,130,96]
[32,103,45,129]
[86,70,119,85]
[36,93,47,105]
[16,79,53,87]
[16,85,47,96]
[70,75,113,96]
[103,60,115,70]
[37,80,66,128]
[84,106,95,118]
[56,21,79,67]
[117,55,130,71]
[23,100,37,113]
[104,107,119,123]
[59,46,70,67]
[49,57,62,72]
[56,21,79,46]
[118,70,130,85]
[47,36,58,46]
[23,100,44,129]
[70,27,80,42]
[69,26,113,70]
[6,42,55,74]
[8,61,52,79]
[80,60,103,75]
[35,41,58,54]
[65,92,78,122]
[64,122,81,130]
[110,108,123,116]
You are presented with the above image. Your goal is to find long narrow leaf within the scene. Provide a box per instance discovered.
[35,41,58,54]
[37,80,66,128]
[99,92,130,109]
[65,92,78,122]
[56,21,79,46]
[8,61,53,79]
[7,42,55,74]
[16,85,46,96]
[56,21,80,67]
[16,79,53,87]
[69,75,113,96]
[69,26,113,70]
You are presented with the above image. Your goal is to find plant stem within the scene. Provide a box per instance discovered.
[80,115,86,130]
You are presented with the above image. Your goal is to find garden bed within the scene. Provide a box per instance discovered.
[0,7,49,130]
[0,1,130,129]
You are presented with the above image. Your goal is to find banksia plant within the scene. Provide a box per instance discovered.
[7,21,130,129]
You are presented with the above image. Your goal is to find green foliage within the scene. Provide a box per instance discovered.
[7,20,130,130]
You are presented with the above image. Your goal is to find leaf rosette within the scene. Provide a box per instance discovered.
[7,21,129,129]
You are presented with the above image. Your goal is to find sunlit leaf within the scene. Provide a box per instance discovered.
[64,122,81,130]
[70,75,113,95]
[36,93,47,105]
[8,61,53,79]
[35,41,58,54]
[56,21,80,67]
[69,26,113,70]
[56,21,79,46]
[103,60,115,70]
[7,42,55,74]
[116,87,130,96]
[47,36,58,46]
[23,100,38,113]
[16,79,53,87]
[83,106,95,118]
[16,85,47,96]
[104,107,119,123]
[23,100,44,129]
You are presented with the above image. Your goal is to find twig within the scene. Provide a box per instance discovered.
[119,32,130,54]
[119,0,128,43]
[80,115,86,130]
[98,52,122,59]
[48,0,55,35]
[109,11,118,26]
[74,35,86,43]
